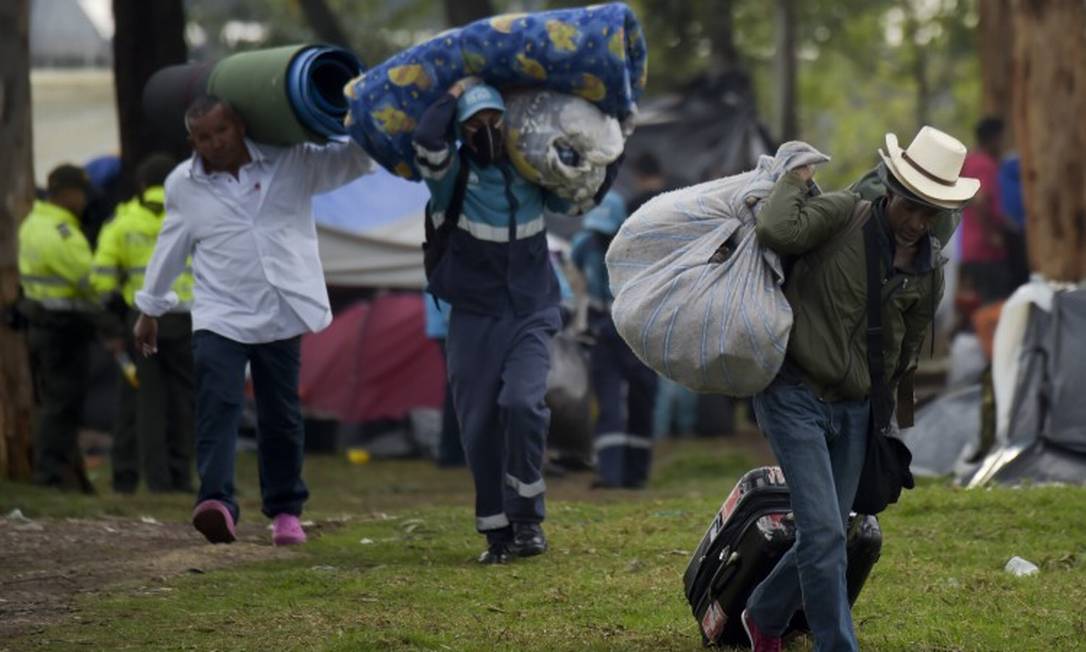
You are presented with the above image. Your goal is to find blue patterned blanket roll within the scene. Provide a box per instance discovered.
[344,3,648,180]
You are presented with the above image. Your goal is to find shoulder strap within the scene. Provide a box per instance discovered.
[864,214,892,434]
[445,148,472,229]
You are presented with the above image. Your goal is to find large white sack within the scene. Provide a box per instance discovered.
[504,90,626,208]
[606,142,829,396]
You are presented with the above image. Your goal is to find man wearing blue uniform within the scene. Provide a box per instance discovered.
[413,77,617,563]
[571,192,658,488]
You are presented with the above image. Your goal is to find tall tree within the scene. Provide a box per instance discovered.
[112,0,188,195]
[444,0,495,28]
[297,0,353,49]
[775,0,798,140]
[704,0,739,72]
[979,0,1014,130]
[1012,0,1086,281]
[902,1,931,129]
[0,0,36,481]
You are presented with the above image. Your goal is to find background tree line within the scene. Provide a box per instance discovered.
[1,0,1083,478]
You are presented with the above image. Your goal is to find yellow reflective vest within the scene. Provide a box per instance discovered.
[18,200,95,310]
[91,186,194,309]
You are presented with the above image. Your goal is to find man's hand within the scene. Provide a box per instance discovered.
[791,164,816,183]
[104,338,126,356]
[449,76,483,98]
[133,313,158,357]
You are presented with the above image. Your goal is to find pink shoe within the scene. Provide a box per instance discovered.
[272,514,307,546]
[192,500,237,544]
[741,609,782,652]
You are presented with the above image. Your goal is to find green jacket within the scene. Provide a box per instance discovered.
[756,172,948,403]
[18,200,95,310]
[91,187,194,309]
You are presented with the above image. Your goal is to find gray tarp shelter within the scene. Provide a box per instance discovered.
[967,285,1086,486]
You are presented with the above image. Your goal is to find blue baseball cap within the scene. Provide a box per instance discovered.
[456,84,505,123]
[583,191,627,236]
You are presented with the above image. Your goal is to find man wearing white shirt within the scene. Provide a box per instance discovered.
[133,96,371,545]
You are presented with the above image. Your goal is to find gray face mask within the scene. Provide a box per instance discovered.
[468,124,505,166]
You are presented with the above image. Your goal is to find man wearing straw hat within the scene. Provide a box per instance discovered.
[740,126,979,652]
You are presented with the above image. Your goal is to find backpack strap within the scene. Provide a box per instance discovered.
[445,148,472,229]
[863,214,893,434]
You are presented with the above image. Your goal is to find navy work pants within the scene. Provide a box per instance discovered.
[591,316,658,488]
[446,306,560,544]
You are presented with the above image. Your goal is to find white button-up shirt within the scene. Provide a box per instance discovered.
[135,139,371,343]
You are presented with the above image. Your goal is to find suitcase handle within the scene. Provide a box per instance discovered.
[708,549,741,594]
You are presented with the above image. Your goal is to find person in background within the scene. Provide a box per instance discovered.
[17,164,97,493]
[93,153,195,494]
[134,96,372,545]
[625,151,673,215]
[653,377,698,439]
[959,117,1015,304]
[997,153,1030,290]
[412,77,619,564]
[424,296,465,468]
[571,191,658,489]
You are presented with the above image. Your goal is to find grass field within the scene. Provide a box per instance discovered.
[2,438,1085,651]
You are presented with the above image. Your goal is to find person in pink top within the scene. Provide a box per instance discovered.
[959,117,1016,303]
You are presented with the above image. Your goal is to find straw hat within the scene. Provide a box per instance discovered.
[878,126,980,209]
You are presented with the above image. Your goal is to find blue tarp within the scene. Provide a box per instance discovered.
[311,164,430,233]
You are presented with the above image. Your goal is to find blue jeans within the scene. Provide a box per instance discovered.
[192,330,309,523]
[747,375,869,652]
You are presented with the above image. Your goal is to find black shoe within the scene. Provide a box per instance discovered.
[477,542,512,565]
[112,471,138,494]
[508,523,548,558]
[590,478,625,490]
[542,460,567,478]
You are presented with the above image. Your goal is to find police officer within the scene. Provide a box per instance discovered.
[18,164,96,492]
[93,154,195,493]
[413,77,619,563]
[571,191,658,488]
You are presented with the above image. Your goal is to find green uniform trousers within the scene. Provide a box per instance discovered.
[28,312,95,491]
[127,311,195,492]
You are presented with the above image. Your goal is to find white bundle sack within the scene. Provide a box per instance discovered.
[606,142,830,396]
[503,90,627,208]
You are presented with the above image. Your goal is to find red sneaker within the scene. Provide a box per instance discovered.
[741,609,783,652]
[272,514,307,546]
[192,500,237,544]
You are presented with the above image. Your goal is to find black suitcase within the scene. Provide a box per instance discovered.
[683,466,883,647]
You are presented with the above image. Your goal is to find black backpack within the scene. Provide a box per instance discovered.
[422,149,471,281]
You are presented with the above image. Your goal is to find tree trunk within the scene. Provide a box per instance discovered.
[979,0,1015,142]
[1012,0,1086,282]
[704,0,739,72]
[444,0,495,29]
[775,0,798,141]
[297,0,353,50]
[0,0,36,481]
[112,0,187,196]
[903,4,931,129]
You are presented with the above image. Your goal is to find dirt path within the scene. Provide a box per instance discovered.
[0,432,772,644]
[0,514,311,642]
